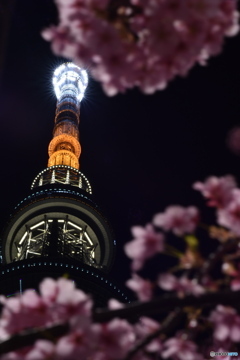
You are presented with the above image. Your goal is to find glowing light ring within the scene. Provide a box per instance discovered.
[53,63,88,102]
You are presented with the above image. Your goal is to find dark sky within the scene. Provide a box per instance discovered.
[1,0,240,284]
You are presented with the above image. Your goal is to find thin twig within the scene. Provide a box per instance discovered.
[123,309,184,360]
[93,289,240,323]
[198,237,240,280]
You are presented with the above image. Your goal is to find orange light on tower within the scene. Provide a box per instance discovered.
[48,63,88,169]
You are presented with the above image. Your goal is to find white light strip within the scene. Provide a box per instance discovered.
[68,221,83,231]
[19,232,28,245]
[84,232,93,245]
[30,221,45,230]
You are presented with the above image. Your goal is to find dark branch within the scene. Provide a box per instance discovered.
[1,289,240,355]
[123,309,185,360]
[93,289,240,322]
[0,323,69,355]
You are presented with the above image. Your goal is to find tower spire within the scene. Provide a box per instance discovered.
[48,63,88,170]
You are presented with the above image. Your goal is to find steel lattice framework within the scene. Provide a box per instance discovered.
[15,216,100,268]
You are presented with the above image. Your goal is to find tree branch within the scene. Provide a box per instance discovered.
[93,289,240,323]
[123,309,185,360]
[1,289,240,355]
[0,323,69,355]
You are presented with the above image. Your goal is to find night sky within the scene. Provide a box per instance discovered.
[1,0,240,285]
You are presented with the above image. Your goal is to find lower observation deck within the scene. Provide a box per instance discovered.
[1,185,116,272]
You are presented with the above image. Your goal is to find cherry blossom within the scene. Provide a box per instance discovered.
[161,336,203,360]
[158,273,205,297]
[134,317,162,353]
[24,340,55,360]
[217,189,240,235]
[0,291,48,339]
[193,175,237,208]
[108,298,124,310]
[126,273,153,301]
[42,0,239,95]
[210,305,240,342]
[39,277,92,316]
[3,174,240,358]
[0,277,94,358]
[55,325,100,360]
[124,224,165,271]
[97,319,136,359]
[153,205,199,236]
[227,127,240,156]
[222,263,240,291]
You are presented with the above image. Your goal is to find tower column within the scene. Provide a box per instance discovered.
[48,63,88,170]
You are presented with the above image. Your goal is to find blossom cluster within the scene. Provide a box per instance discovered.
[2,175,240,358]
[0,278,138,360]
[42,0,239,95]
[0,278,204,360]
[193,175,240,236]
[121,175,240,358]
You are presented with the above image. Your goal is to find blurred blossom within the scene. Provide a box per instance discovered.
[126,273,153,301]
[227,127,240,156]
[161,336,204,360]
[158,273,205,297]
[193,175,237,208]
[210,305,240,342]
[108,298,124,310]
[124,224,165,271]
[153,206,199,236]
[217,189,240,235]
[135,317,162,353]
[42,0,239,95]
[97,319,136,359]
[222,262,240,291]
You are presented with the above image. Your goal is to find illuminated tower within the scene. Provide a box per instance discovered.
[0,63,128,305]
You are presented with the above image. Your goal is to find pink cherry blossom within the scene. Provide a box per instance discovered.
[126,273,153,301]
[210,305,240,342]
[24,340,55,360]
[161,336,203,360]
[135,317,162,353]
[230,277,240,291]
[0,278,93,344]
[41,0,239,95]
[193,175,237,208]
[97,319,136,359]
[217,189,240,235]
[0,291,48,338]
[39,277,93,327]
[158,273,205,297]
[153,206,199,236]
[124,224,165,271]
[108,299,124,310]
[222,263,240,291]
[227,127,240,156]
[55,325,100,360]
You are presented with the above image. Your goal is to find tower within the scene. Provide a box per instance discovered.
[0,63,129,305]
